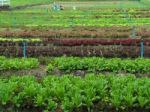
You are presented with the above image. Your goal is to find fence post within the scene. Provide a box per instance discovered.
[23,42,27,58]
[140,39,144,58]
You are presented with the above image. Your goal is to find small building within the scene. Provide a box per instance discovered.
[0,0,10,9]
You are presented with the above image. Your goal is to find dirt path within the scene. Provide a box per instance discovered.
[9,3,49,10]
[0,65,47,79]
[35,1,147,9]
[38,1,119,8]
[0,65,149,79]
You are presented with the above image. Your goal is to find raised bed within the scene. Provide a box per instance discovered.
[0,26,150,38]
[0,45,150,57]
[47,57,150,74]
[0,75,149,112]
[0,38,150,46]
[46,38,150,46]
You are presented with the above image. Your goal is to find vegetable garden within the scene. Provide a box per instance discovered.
[0,0,150,112]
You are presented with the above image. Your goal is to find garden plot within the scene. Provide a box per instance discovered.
[0,1,150,112]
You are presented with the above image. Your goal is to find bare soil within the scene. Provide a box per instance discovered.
[0,65,149,79]
[0,65,47,79]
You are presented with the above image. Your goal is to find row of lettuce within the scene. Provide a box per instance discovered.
[0,38,41,42]
[46,38,150,46]
[1,26,150,39]
[47,57,150,73]
[1,38,150,46]
[0,56,39,71]
[2,45,149,58]
[1,18,150,27]
[0,74,149,111]
[0,56,150,74]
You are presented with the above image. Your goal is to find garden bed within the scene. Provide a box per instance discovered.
[0,26,150,38]
[0,75,149,112]
[1,45,150,57]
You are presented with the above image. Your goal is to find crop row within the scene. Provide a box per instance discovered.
[10,9,150,19]
[0,56,39,71]
[0,75,149,111]
[0,56,150,74]
[1,16,150,27]
[47,10,150,18]
[47,38,150,46]
[0,37,41,42]
[47,57,150,74]
[0,38,150,46]
[1,45,150,57]
[1,26,150,39]
[50,15,150,18]
[1,6,150,27]
[46,12,150,19]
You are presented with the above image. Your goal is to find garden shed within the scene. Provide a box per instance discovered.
[0,0,10,9]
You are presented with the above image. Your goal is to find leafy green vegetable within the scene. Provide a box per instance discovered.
[47,57,150,74]
[0,74,149,111]
[0,56,39,71]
